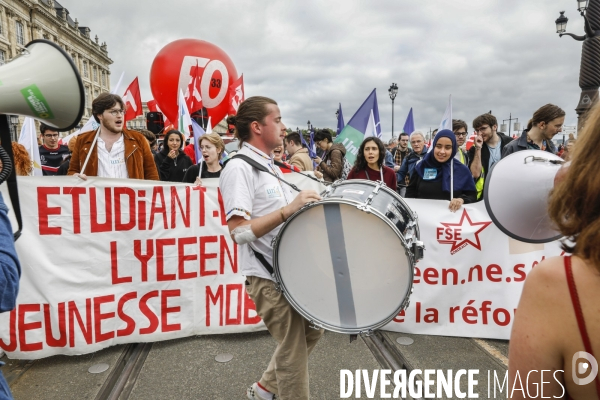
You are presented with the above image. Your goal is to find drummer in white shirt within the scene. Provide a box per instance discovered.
[219,96,322,400]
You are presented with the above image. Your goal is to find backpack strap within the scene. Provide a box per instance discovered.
[229,154,301,192]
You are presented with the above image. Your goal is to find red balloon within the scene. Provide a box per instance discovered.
[150,39,238,127]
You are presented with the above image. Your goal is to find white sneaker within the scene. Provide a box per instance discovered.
[246,382,277,400]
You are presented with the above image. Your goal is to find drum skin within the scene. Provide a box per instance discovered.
[273,180,417,334]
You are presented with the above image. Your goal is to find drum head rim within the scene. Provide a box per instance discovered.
[272,197,415,334]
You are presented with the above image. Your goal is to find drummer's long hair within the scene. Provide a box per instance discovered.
[548,101,600,269]
[354,137,386,171]
[226,96,277,148]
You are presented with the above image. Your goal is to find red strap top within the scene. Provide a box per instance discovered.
[564,255,600,398]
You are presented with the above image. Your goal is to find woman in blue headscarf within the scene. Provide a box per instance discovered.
[406,129,476,212]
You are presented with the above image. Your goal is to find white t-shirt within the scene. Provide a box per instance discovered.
[97,135,129,179]
[219,142,296,281]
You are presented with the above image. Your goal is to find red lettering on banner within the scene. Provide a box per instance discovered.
[468,265,483,282]
[219,236,237,274]
[217,189,227,226]
[114,187,136,231]
[38,187,62,235]
[0,310,17,351]
[117,292,137,337]
[442,268,458,285]
[424,308,439,323]
[156,238,177,281]
[423,268,438,285]
[513,264,526,282]
[243,288,261,325]
[178,237,198,280]
[111,241,132,284]
[68,299,92,347]
[206,285,224,326]
[200,236,218,276]
[449,306,460,323]
[480,301,492,324]
[161,290,181,332]
[393,310,406,323]
[139,290,159,334]
[462,300,477,324]
[226,284,242,325]
[134,239,154,282]
[486,264,502,282]
[90,188,113,233]
[148,187,168,230]
[94,295,115,343]
[137,190,147,230]
[63,187,86,234]
[18,304,42,351]
[43,303,67,347]
[170,186,191,228]
[192,186,207,227]
[415,302,421,323]
[413,267,421,284]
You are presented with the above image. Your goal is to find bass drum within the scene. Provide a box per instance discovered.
[273,179,423,334]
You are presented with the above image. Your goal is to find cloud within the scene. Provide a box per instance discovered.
[65,0,583,139]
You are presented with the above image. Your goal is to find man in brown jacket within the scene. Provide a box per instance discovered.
[313,129,347,182]
[284,132,313,171]
[68,93,158,180]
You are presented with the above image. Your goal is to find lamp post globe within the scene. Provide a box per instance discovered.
[388,83,398,138]
[556,11,569,34]
[578,0,589,13]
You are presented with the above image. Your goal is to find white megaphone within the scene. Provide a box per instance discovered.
[484,149,565,243]
[0,39,84,130]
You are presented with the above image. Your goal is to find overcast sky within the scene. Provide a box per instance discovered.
[65,0,583,141]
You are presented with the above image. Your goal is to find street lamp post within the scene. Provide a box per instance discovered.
[555,0,600,127]
[388,83,398,138]
[307,120,311,132]
[500,113,521,137]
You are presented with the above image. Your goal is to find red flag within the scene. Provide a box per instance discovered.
[122,77,143,122]
[228,74,245,115]
[466,131,476,151]
[147,99,158,112]
[184,61,203,113]
[147,99,171,127]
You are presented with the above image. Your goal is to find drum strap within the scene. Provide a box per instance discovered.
[249,245,274,275]
[229,154,301,192]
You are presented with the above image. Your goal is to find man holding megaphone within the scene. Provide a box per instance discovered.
[67,93,159,180]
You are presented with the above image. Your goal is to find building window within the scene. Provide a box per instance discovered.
[93,67,98,82]
[82,61,89,78]
[15,21,24,45]
[101,72,105,87]
[94,89,99,99]
[0,50,5,66]
[85,86,90,108]
[0,12,3,36]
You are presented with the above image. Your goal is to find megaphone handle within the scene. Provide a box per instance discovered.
[80,127,101,174]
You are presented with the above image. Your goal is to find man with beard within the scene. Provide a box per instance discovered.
[468,113,513,201]
[392,133,410,195]
[502,104,564,158]
[68,93,158,180]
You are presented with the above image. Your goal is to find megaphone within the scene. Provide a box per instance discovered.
[0,39,84,130]
[484,149,565,243]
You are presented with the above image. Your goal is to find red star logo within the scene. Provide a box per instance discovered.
[437,209,492,254]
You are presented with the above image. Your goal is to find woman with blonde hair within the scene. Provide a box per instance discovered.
[182,132,225,184]
[508,103,600,399]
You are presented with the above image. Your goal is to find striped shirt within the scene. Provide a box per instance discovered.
[97,135,129,179]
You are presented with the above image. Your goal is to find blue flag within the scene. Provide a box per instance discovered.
[334,89,381,163]
[403,108,415,135]
[336,103,345,135]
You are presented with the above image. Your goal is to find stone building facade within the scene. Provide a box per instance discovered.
[0,0,112,138]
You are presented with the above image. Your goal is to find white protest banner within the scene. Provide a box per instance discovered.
[0,176,562,359]
[383,199,563,339]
